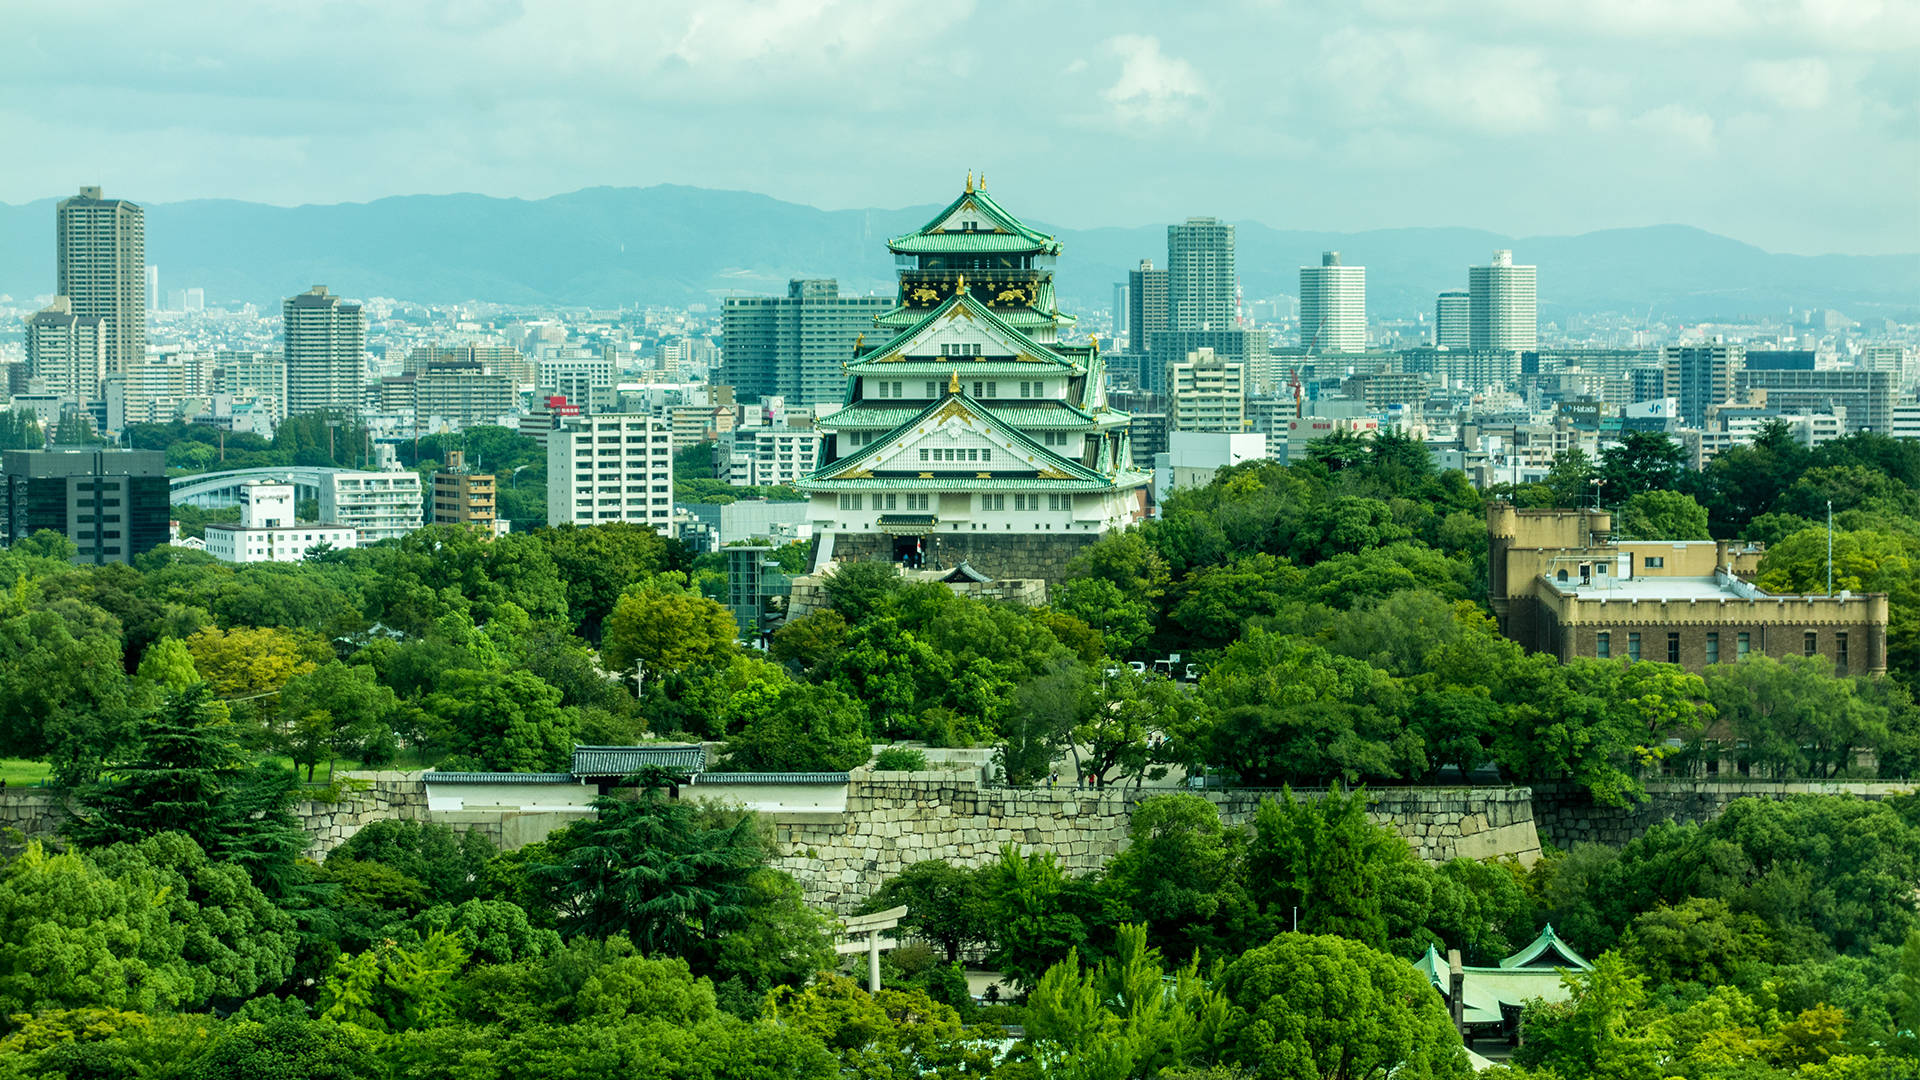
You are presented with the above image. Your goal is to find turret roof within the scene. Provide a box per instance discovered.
[888,182,1061,256]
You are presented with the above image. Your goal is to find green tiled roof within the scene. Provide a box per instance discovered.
[889,233,1049,254]
[571,744,706,776]
[843,361,1080,378]
[800,389,1147,494]
[820,401,1102,430]
[888,185,1060,256]
[850,290,1084,376]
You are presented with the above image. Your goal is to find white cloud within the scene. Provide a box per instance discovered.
[1632,104,1718,152]
[1315,29,1560,136]
[1744,57,1833,110]
[1101,35,1210,126]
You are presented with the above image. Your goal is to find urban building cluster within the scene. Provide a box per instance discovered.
[3,180,1917,589]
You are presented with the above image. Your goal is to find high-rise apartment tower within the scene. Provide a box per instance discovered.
[1166,218,1236,332]
[1127,259,1170,354]
[1435,291,1470,348]
[1298,251,1365,353]
[283,286,367,416]
[1468,250,1537,350]
[55,187,146,377]
[720,279,889,405]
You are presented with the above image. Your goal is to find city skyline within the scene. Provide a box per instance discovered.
[5,1,1916,256]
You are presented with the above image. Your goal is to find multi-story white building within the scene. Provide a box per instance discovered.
[724,425,820,488]
[25,297,106,400]
[1893,402,1920,442]
[1434,291,1470,348]
[536,347,618,413]
[204,481,357,563]
[284,286,367,416]
[1468,250,1537,350]
[1170,347,1246,432]
[213,351,288,423]
[320,468,422,544]
[545,414,675,532]
[1299,251,1365,352]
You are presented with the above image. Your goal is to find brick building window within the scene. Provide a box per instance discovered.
[1706,633,1719,664]
[1668,633,1680,663]
[1837,632,1849,675]
[1804,631,1818,657]
[1596,632,1610,659]
[1737,632,1750,658]
[1627,632,1641,661]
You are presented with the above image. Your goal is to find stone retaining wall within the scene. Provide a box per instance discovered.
[767,774,1543,913]
[1532,779,1920,849]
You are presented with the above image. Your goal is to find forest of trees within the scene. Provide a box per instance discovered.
[2,422,1919,1075]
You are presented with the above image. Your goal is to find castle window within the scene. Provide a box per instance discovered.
[1668,633,1680,663]
[980,494,1004,511]
[1804,631,1818,657]
[1706,633,1719,664]
[919,449,928,461]
[1596,632,1610,659]
[906,494,929,511]
[1837,632,1849,674]
[925,381,939,397]
[1737,632,1750,658]
[1627,632,1641,661]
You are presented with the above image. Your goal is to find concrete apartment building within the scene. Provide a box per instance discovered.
[24,297,107,400]
[1170,347,1247,432]
[56,187,146,377]
[1126,259,1169,353]
[720,280,890,406]
[1434,291,1469,348]
[1489,505,1886,675]
[1468,250,1537,350]
[204,480,357,563]
[413,361,517,430]
[320,469,422,544]
[1735,368,1897,434]
[546,414,675,532]
[1663,345,1744,427]
[284,286,367,416]
[0,447,168,565]
[1299,251,1366,352]
[431,450,502,535]
[212,351,288,423]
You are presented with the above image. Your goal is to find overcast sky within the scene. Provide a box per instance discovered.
[6,0,1916,254]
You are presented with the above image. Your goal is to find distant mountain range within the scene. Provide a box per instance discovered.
[2,184,1915,325]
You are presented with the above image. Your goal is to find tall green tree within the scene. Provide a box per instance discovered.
[1214,933,1470,1080]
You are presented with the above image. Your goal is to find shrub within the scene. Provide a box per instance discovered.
[874,747,929,772]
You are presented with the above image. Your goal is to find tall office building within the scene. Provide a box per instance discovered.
[546,414,675,532]
[1298,251,1365,353]
[1435,291,1470,348]
[1663,345,1744,428]
[1127,259,1170,353]
[1468,250,1537,350]
[56,187,146,377]
[1,447,168,564]
[283,286,367,416]
[721,280,890,406]
[25,297,107,400]
[1166,218,1236,331]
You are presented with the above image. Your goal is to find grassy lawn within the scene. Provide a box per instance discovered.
[0,759,53,787]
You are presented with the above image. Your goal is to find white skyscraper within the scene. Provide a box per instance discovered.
[56,187,146,377]
[1468,250,1538,350]
[283,286,367,416]
[1298,251,1366,353]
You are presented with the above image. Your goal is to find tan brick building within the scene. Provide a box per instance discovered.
[1488,505,1886,675]
[431,451,501,535]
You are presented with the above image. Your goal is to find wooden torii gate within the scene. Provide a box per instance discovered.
[835,905,907,993]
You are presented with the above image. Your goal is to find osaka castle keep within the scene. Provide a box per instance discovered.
[798,175,1150,581]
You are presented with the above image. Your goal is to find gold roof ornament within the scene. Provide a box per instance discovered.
[978,172,986,189]
[955,272,967,291]
[965,170,974,193]
[949,370,961,395]
[853,333,864,351]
